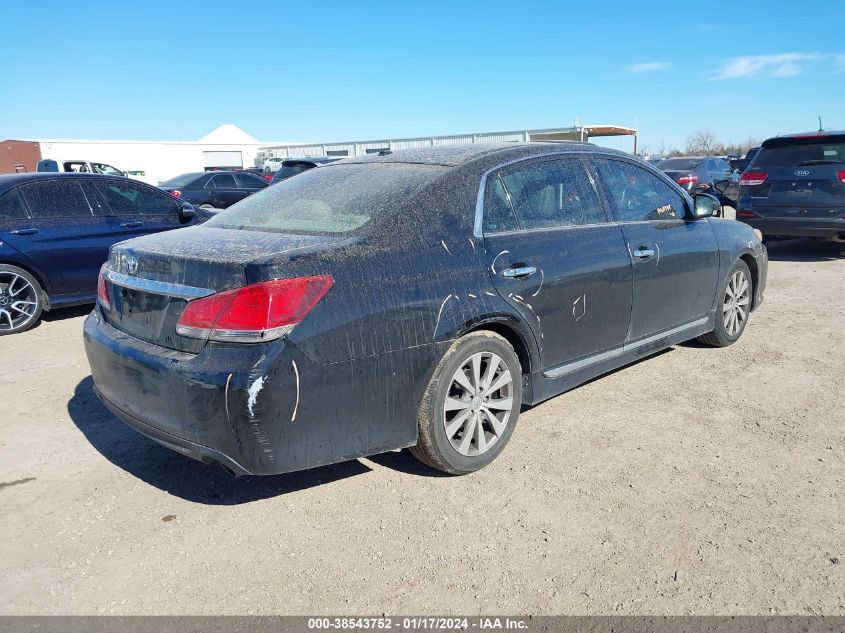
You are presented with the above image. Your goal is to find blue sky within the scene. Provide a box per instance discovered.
[1,1,843,151]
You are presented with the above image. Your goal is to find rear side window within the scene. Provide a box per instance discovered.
[96,180,179,216]
[206,163,446,235]
[594,159,685,222]
[234,173,267,188]
[755,136,845,166]
[0,189,29,220]
[19,181,94,218]
[488,157,605,231]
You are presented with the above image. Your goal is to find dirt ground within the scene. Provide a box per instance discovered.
[0,238,842,615]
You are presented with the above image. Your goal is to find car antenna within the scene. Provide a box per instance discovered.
[818,115,824,133]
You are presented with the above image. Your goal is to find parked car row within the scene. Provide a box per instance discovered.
[655,156,739,211]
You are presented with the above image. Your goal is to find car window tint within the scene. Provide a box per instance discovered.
[211,173,237,188]
[0,188,29,220]
[498,158,604,230]
[234,173,265,188]
[594,159,685,222]
[96,180,179,216]
[19,181,93,218]
[483,174,520,233]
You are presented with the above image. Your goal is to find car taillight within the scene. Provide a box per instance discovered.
[176,275,333,343]
[740,171,768,186]
[837,170,845,184]
[170,190,181,198]
[97,264,110,310]
[736,211,758,218]
[676,175,698,185]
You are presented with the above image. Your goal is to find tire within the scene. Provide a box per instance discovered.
[697,260,753,347]
[0,264,44,335]
[410,331,522,474]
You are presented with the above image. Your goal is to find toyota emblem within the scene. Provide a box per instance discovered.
[126,256,139,275]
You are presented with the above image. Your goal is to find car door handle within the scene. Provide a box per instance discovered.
[632,248,655,259]
[501,266,537,278]
[120,221,143,228]
[10,228,39,236]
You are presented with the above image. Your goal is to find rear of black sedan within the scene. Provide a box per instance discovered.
[84,143,767,477]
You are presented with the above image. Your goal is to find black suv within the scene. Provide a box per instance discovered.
[736,132,845,240]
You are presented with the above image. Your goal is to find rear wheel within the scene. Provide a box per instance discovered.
[411,331,522,474]
[0,265,43,335]
[697,260,752,347]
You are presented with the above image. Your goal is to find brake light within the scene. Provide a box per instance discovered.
[736,211,758,218]
[837,170,845,184]
[170,190,181,198]
[740,171,768,186]
[676,175,698,185]
[176,275,333,342]
[97,264,110,310]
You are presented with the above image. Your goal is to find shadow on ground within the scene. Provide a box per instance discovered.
[67,376,374,505]
[765,237,844,262]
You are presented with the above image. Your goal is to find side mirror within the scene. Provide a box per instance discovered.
[178,201,197,219]
[691,193,721,218]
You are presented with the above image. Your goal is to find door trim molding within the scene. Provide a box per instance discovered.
[542,316,709,379]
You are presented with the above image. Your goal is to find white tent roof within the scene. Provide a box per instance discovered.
[197,124,260,145]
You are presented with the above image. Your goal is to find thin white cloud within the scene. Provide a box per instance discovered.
[836,54,845,73]
[710,53,823,80]
[625,61,672,73]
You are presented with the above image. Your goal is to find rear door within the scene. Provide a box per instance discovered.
[9,179,114,297]
[205,173,242,208]
[94,178,192,240]
[590,157,720,342]
[482,155,633,371]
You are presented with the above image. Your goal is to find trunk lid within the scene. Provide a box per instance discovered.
[101,226,344,351]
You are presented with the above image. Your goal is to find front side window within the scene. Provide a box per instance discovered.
[594,159,686,222]
[484,157,605,232]
[0,189,28,220]
[91,163,123,176]
[19,181,94,218]
[210,173,237,188]
[96,180,179,216]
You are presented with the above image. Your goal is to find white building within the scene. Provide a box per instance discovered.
[0,125,297,185]
[257,125,638,161]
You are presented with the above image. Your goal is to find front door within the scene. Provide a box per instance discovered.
[482,155,633,372]
[590,157,720,342]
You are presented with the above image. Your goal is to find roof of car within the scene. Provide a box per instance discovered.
[283,157,340,165]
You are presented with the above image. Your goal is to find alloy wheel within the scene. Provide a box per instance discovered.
[722,269,749,337]
[443,351,514,456]
[0,272,39,332]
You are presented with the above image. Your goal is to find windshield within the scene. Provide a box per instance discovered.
[207,162,447,235]
[657,158,701,170]
[755,136,845,166]
[271,162,315,184]
[160,173,205,187]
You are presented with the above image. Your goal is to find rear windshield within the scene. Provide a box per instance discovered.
[657,158,701,170]
[755,136,845,166]
[206,163,447,235]
[159,173,204,187]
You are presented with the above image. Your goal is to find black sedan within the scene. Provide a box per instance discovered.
[159,171,268,209]
[84,143,768,477]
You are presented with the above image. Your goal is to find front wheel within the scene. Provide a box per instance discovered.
[697,260,753,347]
[410,331,522,474]
[0,264,44,335]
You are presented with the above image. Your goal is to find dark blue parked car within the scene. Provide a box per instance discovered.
[0,173,204,335]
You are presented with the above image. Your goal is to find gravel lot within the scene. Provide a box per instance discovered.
[1,238,842,615]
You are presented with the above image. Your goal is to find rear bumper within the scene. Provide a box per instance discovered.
[83,308,425,476]
[736,215,845,238]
